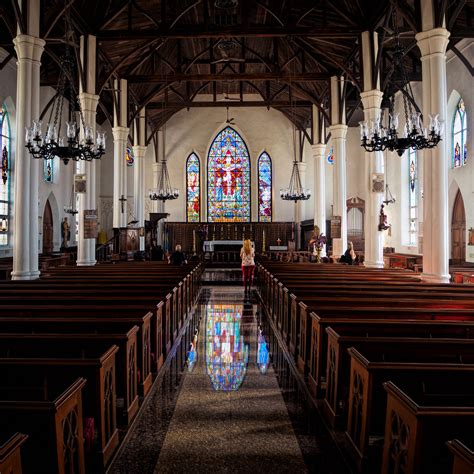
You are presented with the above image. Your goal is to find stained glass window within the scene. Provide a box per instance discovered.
[0,105,11,246]
[186,153,200,222]
[207,127,250,222]
[126,145,134,167]
[452,98,467,168]
[258,152,272,222]
[44,159,53,183]
[408,148,417,246]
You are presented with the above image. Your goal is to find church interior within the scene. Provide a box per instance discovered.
[0,0,474,473]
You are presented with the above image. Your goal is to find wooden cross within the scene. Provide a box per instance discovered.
[119,194,127,213]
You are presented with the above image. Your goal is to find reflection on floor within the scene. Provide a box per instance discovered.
[109,283,351,474]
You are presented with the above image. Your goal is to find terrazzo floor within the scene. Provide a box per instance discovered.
[109,279,351,474]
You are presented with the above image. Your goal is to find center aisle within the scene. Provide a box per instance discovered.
[154,286,307,473]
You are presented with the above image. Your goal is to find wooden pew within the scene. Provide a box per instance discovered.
[0,344,119,467]
[0,378,86,474]
[0,433,28,474]
[0,329,139,425]
[0,309,154,397]
[382,380,474,474]
[447,440,474,474]
[324,326,474,427]
[305,306,474,397]
[345,346,474,472]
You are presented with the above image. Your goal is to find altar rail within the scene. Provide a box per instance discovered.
[164,222,294,253]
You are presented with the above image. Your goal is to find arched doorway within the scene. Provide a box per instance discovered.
[451,190,466,264]
[42,200,53,255]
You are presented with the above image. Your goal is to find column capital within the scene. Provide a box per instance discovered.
[152,162,160,171]
[78,92,99,113]
[360,89,383,112]
[416,28,450,58]
[312,143,327,157]
[112,126,129,141]
[132,145,147,159]
[13,34,45,62]
[329,124,348,140]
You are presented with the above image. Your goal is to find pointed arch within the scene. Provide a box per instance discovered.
[207,126,251,222]
[186,152,200,222]
[452,97,468,168]
[258,151,272,222]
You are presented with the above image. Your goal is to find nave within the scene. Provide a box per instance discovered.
[110,283,350,474]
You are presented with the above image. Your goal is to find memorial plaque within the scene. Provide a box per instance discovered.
[331,216,341,238]
[83,209,98,238]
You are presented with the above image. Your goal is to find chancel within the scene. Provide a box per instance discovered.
[0,1,473,473]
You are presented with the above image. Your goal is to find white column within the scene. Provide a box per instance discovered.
[11,34,45,280]
[112,126,129,228]
[312,143,327,256]
[361,90,385,268]
[133,145,147,251]
[416,27,450,282]
[77,92,99,266]
[76,35,99,266]
[330,124,348,258]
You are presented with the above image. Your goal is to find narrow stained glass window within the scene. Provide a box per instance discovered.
[452,98,467,168]
[186,153,200,222]
[44,159,53,183]
[207,127,250,222]
[0,105,11,246]
[258,152,272,222]
[408,148,417,246]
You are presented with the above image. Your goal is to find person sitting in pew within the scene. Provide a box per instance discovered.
[339,241,357,265]
[169,244,188,266]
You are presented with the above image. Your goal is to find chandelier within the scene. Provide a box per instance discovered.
[280,160,311,201]
[359,7,443,157]
[149,160,179,201]
[25,10,105,165]
[64,185,78,215]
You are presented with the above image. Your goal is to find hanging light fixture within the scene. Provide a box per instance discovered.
[359,6,443,157]
[148,160,179,201]
[280,42,311,202]
[63,184,78,215]
[148,120,179,201]
[25,5,105,165]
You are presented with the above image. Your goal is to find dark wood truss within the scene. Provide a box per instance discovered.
[0,0,473,146]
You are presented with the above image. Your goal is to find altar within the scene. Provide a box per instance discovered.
[203,240,244,252]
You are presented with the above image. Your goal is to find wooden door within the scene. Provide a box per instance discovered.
[451,190,466,264]
[42,199,53,255]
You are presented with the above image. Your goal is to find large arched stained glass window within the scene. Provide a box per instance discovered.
[452,98,467,168]
[207,127,250,222]
[186,153,200,222]
[258,152,272,222]
[0,105,11,246]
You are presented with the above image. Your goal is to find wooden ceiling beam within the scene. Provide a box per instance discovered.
[126,72,331,83]
[96,26,362,40]
[146,100,312,108]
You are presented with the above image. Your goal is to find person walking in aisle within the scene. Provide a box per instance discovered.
[240,239,255,298]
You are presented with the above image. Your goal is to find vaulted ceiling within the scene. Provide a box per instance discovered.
[0,0,473,144]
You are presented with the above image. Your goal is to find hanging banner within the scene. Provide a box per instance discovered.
[74,174,87,193]
[83,209,98,238]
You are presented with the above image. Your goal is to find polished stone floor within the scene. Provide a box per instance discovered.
[109,279,351,474]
